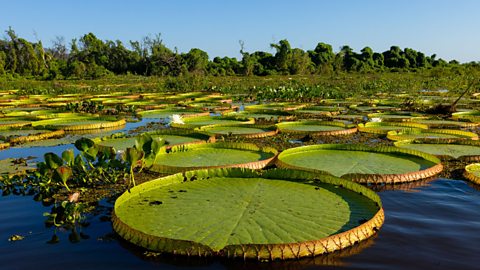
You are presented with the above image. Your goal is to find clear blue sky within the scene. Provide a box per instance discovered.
[1,0,479,62]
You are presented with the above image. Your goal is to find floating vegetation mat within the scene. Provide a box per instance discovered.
[112,168,384,260]
[150,142,277,173]
[464,163,480,185]
[276,121,356,136]
[394,140,480,161]
[387,128,479,141]
[276,144,443,184]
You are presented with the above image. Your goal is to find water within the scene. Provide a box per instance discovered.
[0,118,479,269]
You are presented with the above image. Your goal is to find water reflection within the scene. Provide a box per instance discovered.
[368,177,436,192]
[116,234,377,270]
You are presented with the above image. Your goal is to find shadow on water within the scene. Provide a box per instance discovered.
[367,177,436,192]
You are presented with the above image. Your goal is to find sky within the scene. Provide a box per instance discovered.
[1,0,479,63]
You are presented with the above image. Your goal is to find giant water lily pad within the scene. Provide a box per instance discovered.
[0,118,31,130]
[452,111,480,122]
[226,111,295,122]
[137,109,209,119]
[0,129,47,141]
[245,103,307,112]
[32,117,126,131]
[151,142,277,173]
[199,125,277,138]
[294,105,345,117]
[357,122,428,134]
[172,116,254,129]
[464,163,480,185]
[96,132,211,152]
[410,119,479,128]
[0,158,35,175]
[367,112,423,122]
[387,128,478,141]
[276,144,442,184]
[112,168,384,260]
[394,140,480,161]
[276,121,356,136]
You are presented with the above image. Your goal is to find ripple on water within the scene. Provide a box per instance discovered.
[343,178,480,270]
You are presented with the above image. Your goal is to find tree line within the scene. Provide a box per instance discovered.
[0,27,473,80]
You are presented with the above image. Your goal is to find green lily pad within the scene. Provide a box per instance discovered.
[394,140,480,160]
[0,129,47,140]
[276,144,442,184]
[357,122,428,134]
[199,125,277,138]
[151,142,277,173]
[350,105,398,112]
[294,105,345,116]
[96,133,208,152]
[245,103,306,112]
[464,163,480,184]
[452,111,480,122]
[387,128,478,141]
[113,168,384,260]
[0,158,35,175]
[410,119,479,128]
[32,117,125,131]
[276,120,356,136]
[226,111,294,122]
[0,118,32,130]
[137,109,208,119]
[333,114,365,121]
[367,112,423,121]
[173,116,254,129]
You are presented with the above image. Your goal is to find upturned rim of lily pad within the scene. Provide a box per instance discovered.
[112,168,384,260]
[150,142,277,173]
[276,144,443,184]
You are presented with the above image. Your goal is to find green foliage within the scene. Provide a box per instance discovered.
[44,152,64,170]
[44,199,85,227]
[1,27,472,80]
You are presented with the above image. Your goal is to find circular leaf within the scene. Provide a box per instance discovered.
[113,168,384,260]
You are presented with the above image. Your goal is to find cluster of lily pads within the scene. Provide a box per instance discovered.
[0,89,479,261]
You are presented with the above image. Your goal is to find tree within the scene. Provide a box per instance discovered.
[383,46,409,69]
[288,48,312,74]
[183,48,209,74]
[270,39,291,73]
[309,42,335,73]
[0,51,6,75]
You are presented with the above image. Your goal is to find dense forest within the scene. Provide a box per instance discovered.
[1,27,478,80]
